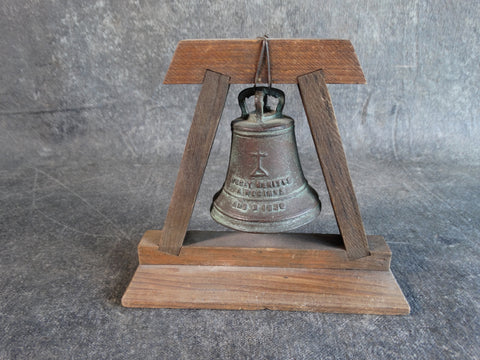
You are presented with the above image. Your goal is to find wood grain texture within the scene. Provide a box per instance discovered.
[121,265,410,314]
[298,70,370,260]
[159,70,230,254]
[164,39,366,84]
[140,230,391,271]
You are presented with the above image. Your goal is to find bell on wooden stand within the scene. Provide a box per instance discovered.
[211,86,321,232]
[122,38,410,315]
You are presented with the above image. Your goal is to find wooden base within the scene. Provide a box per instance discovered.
[122,265,409,314]
[122,231,410,314]
[138,230,391,270]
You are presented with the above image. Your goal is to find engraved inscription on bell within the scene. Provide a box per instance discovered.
[210,86,321,233]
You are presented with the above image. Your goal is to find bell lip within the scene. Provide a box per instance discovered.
[210,203,321,233]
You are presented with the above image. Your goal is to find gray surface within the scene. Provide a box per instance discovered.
[1,1,479,359]
[1,158,479,359]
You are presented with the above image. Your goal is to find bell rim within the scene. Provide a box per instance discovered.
[210,202,321,233]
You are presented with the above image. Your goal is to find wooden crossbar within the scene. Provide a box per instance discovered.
[164,39,366,84]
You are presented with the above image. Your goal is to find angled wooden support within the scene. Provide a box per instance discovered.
[159,39,369,256]
[159,70,230,255]
[298,70,370,260]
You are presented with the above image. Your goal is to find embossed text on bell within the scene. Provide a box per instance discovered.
[210,86,321,233]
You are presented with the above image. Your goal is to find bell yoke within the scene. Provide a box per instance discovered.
[210,86,322,232]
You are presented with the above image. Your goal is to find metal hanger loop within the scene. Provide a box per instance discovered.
[254,35,272,88]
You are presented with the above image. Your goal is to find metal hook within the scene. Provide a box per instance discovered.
[265,35,271,88]
[254,35,272,88]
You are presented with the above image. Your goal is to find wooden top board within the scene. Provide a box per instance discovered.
[164,39,366,84]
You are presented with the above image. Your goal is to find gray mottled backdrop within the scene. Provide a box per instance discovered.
[1,1,479,360]
[1,0,479,167]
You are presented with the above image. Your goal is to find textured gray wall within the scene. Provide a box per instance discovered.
[1,0,479,168]
[2,2,480,359]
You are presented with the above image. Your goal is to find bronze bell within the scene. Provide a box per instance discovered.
[210,86,321,232]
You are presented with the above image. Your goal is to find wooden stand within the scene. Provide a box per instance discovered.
[122,39,410,314]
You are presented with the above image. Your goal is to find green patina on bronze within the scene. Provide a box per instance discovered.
[211,86,321,233]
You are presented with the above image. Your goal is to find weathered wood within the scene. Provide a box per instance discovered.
[159,70,230,255]
[121,265,410,314]
[164,39,366,85]
[298,70,370,260]
[141,230,390,271]
[122,40,411,314]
